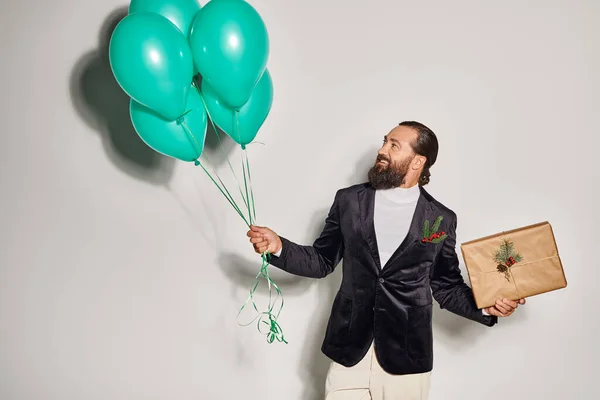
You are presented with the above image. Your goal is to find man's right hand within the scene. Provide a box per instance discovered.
[247,225,283,255]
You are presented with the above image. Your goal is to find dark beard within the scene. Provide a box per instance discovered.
[367,155,412,190]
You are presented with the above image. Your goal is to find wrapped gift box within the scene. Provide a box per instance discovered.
[460,221,567,309]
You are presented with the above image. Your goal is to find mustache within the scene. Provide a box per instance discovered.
[376,155,390,163]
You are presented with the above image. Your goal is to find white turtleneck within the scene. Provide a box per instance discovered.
[272,184,421,264]
[374,184,421,267]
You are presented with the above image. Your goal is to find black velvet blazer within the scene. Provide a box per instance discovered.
[269,183,497,375]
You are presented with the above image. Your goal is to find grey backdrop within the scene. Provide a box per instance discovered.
[1,0,598,399]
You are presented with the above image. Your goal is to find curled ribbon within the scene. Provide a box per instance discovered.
[237,252,287,344]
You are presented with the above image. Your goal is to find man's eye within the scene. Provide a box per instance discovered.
[392,144,398,150]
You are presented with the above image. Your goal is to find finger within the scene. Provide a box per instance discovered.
[502,298,519,309]
[519,298,526,305]
[250,225,267,233]
[247,230,264,238]
[255,245,268,254]
[494,300,511,314]
[250,237,266,244]
[253,241,269,249]
[495,306,512,317]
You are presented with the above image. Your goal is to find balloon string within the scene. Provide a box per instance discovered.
[197,160,250,226]
[231,112,285,343]
[236,110,253,225]
[179,117,201,154]
[188,83,286,344]
[180,121,250,226]
[244,148,257,224]
[193,82,251,217]
[236,252,288,344]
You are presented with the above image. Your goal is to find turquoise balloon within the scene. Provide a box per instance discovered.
[130,86,207,162]
[109,12,194,121]
[128,0,201,37]
[202,69,273,147]
[189,0,269,109]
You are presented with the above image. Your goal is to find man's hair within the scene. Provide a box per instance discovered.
[398,121,438,186]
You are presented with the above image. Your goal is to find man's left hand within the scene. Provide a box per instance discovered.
[484,298,526,317]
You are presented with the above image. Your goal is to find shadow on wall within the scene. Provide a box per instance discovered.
[69,7,174,186]
[297,256,342,400]
[69,7,236,186]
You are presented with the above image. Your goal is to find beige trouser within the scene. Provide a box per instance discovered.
[324,343,431,400]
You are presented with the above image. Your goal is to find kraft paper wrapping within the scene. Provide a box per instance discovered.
[460,221,567,309]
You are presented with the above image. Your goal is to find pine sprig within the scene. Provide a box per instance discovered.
[423,220,430,239]
[493,238,523,282]
[493,239,522,265]
[421,215,447,243]
[431,234,448,244]
[431,216,443,234]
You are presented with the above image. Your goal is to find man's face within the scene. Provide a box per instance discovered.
[368,126,419,189]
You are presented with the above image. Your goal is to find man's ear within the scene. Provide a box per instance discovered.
[412,155,427,170]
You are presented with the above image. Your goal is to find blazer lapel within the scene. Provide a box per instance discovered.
[382,188,434,269]
[358,185,382,269]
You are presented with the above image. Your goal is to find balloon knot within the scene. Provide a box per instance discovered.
[241,144,246,150]
[176,116,185,125]
[194,160,200,166]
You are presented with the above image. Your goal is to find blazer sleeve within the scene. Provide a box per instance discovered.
[429,213,498,327]
[268,190,344,278]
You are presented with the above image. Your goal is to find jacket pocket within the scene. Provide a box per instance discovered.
[324,291,353,345]
[406,304,433,359]
[414,241,440,261]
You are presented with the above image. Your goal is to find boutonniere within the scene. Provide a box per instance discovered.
[421,216,448,243]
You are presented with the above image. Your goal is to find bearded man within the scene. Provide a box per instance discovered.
[247,121,525,400]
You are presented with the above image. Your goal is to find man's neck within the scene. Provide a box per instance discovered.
[399,178,420,188]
